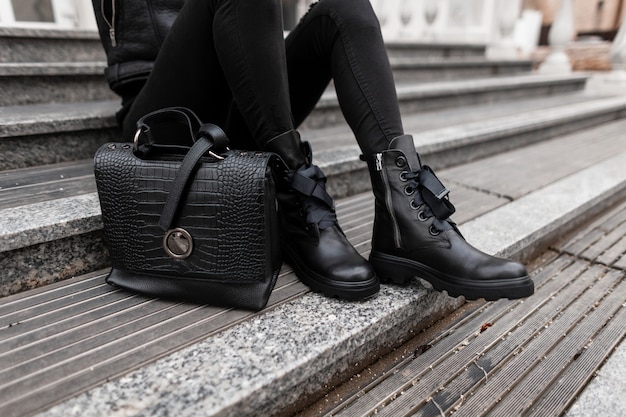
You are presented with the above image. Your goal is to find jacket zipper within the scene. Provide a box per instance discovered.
[376,153,402,248]
[101,0,117,47]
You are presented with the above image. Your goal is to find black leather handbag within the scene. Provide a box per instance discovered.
[94,107,282,310]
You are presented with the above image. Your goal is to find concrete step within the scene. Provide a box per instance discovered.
[385,41,487,59]
[1,120,626,417]
[1,73,592,170]
[0,62,116,106]
[1,99,626,299]
[389,56,533,83]
[0,27,481,63]
[0,27,104,63]
[0,57,539,108]
[0,100,119,171]
[308,73,589,129]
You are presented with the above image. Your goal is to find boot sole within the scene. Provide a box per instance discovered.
[370,251,534,301]
[283,247,380,301]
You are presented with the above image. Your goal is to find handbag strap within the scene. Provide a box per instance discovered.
[158,123,229,231]
[135,107,202,151]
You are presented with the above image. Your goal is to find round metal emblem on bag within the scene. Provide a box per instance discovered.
[163,228,193,259]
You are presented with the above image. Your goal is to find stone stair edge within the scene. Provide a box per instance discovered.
[0,26,98,39]
[395,72,590,96]
[0,193,101,253]
[317,72,590,106]
[0,62,106,76]
[389,56,533,67]
[35,150,626,417]
[0,100,117,138]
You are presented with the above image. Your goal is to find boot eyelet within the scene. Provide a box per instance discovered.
[298,210,305,217]
[399,171,409,182]
[429,225,441,236]
[395,156,407,167]
[404,185,415,196]
[305,225,311,232]
[410,200,420,210]
[417,210,428,221]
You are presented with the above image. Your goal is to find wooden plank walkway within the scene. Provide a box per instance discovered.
[300,198,626,417]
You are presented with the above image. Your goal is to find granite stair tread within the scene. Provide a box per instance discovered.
[1,120,626,416]
[0,100,117,139]
[385,41,486,58]
[0,61,106,75]
[387,56,533,82]
[0,27,104,63]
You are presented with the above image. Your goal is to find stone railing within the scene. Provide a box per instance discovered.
[295,0,539,57]
[371,0,499,43]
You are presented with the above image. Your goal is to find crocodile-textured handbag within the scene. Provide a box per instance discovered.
[94,107,282,310]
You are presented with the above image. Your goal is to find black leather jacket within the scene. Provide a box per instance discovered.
[92,0,185,96]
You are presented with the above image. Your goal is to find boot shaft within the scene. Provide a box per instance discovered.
[367,135,454,255]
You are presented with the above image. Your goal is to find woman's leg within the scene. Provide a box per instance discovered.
[123,0,378,300]
[285,0,533,301]
[122,0,293,149]
[285,0,403,155]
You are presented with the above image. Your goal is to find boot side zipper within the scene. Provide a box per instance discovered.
[376,153,402,248]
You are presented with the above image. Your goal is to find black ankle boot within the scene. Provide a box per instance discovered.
[366,135,534,301]
[269,138,379,300]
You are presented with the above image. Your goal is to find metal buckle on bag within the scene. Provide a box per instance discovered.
[208,150,225,160]
[133,128,142,151]
[163,228,193,259]
[134,127,226,160]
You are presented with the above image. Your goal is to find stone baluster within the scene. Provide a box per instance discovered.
[487,0,522,59]
[397,0,419,39]
[422,0,439,40]
[539,0,575,73]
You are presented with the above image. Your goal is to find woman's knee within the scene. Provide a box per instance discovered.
[221,0,281,12]
[314,0,380,29]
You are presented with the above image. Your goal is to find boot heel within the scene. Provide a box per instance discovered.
[370,252,415,285]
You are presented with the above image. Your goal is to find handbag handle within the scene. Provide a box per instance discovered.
[134,107,202,151]
[157,121,230,232]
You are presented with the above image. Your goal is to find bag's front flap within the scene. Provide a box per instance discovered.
[94,144,278,283]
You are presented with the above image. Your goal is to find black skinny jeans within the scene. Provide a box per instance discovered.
[122,0,404,156]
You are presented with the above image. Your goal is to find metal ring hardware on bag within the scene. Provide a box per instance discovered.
[163,228,194,259]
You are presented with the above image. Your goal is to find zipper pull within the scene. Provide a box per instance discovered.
[375,153,383,171]
[109,28,117,47]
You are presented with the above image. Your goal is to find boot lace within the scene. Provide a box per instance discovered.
[402,166,457,233]
[289,164,338,230]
